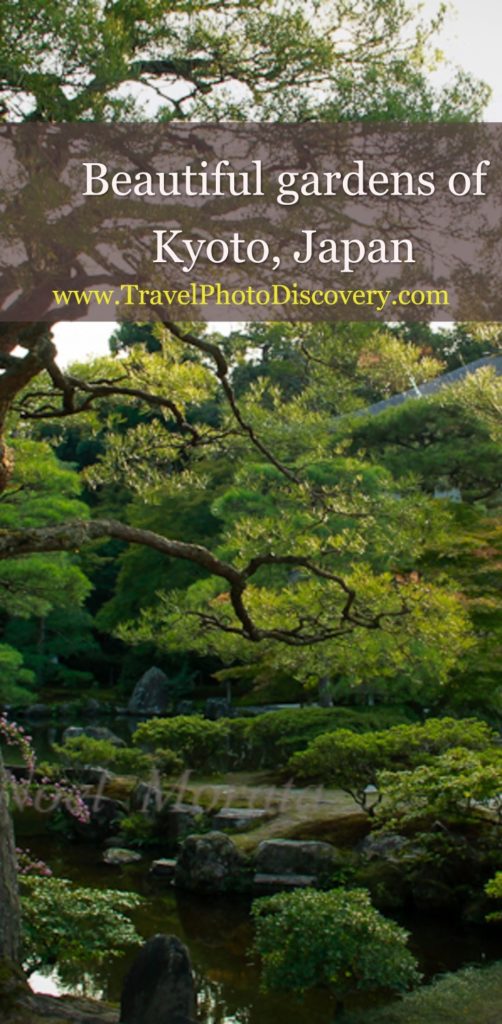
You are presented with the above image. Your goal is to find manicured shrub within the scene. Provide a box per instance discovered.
[252,887,420,1003]
[53,735,152,776]
[133,715,230,771]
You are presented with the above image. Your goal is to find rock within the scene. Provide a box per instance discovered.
[175,831,245,893]
[211,807,271,832]
[63,725,85,742]
[120,934,196,1024]
[131,780,164,814]
[176,700,195,716]
[358,833,409,862]
[73,796,127,841]
[103,848,142,866]
[255,839,339,879]
[204,697,232,720]
[25,704,50,719]
[84,726,125,746]
[150,858,177,882]
[163,803,204,843]
[62,725,125,747]
[128,667,174,716]
[253,873,317,894]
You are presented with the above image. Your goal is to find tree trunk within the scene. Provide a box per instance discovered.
[0,749,21,961]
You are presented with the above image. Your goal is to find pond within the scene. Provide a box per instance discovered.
[18,829,502,1024]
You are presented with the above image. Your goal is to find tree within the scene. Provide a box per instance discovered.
[287,718,496,814]
[0,0,493,972]
[375,748,502,832]
[20,877,143,988]
[252,887,420,1013]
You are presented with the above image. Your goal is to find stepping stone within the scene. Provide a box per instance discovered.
[150,858,177,882]
[212,807,271,831]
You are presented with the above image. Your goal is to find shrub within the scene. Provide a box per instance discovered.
[235,706,415,770]
[252,887,420,1004]
[133,715,230,771]
[342,962,502,1024]
[20,876,143,981]
[485,872,502,921]
[288,718,497,812]
[53,735,151,776]
[376,747,502,831]
[152,747,185,776]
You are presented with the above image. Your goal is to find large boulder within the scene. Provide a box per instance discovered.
[204,697,232,720]
[358,833,409,862]
[255,839,340,879]
[120,934,196,1024]
[175,832,245,893]
[128,667,174,716]
[62,725,125,746]
[73,796,127,841]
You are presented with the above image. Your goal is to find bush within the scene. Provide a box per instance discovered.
[152,747,185,776]
[20,876,143,981]
[252,887,420,1003]
[53,735,152,776]
[376,747,502,831]
[235,706,415,770]
[133,715,230,771]
[485,872,502,921]
[287,718,497,812]
[342,962,502,1024]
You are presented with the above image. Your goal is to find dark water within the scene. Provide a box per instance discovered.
[17,828,502,1024]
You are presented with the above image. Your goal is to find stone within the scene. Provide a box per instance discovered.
[62,724,125,746]
[128,667,174,716]
[131,780,164,814]
[84,726,125,746]
[255,839,339,878]
[63,725,85,742]
[175,831,245,893]
[120,934,196,1024]
[73,796,127,841]
[163,803,204,843]
[211,807,271,832]
[150,858,177,882]
[103,848,142,866]
[253,873,317,894]
[176,700,195,716]
[358,833,409,862]
[204,697,232,720]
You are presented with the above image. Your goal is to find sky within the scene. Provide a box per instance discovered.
[53,0,502,366]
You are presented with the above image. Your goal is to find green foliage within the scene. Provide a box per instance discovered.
[0,440,92,618]
[485,872,502,921]
[376,748,502,831]
[252,888,420,999]
[288,718,497,812]
[0,0,487,123]
[342,962,502,1024]
[20,876,143,979]
[132,706,414,773]
[153,747,185,776]
[53,736,151,777]
[0,643,35,705]
[116,812,159,848]
[133,715,230,771]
